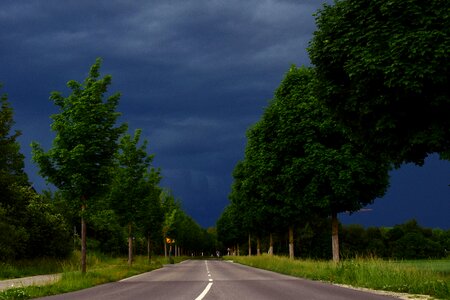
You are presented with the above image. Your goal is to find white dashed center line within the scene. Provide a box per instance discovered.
[195,261,213,300]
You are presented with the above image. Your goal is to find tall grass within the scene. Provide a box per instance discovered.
[229,255,450,299]
[0,252,187,300]
[0,254,79,280]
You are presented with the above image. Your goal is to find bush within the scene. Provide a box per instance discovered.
[0,207,29,260]
[24,198,72,259]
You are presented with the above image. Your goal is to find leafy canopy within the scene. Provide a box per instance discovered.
[0,84,29,204]
[309,0,450,165]
[32,58,127,202]
[109,129,160,227]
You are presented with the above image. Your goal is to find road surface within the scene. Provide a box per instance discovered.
[37,260,399,300]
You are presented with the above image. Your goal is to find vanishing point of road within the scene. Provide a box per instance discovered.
[37,260,399,300]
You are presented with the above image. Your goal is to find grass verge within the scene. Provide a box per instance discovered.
[228,255,450,300]
[0,257,71,280]
[0,253,187,300]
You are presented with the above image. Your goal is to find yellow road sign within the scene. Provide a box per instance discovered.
[165,237,175,244]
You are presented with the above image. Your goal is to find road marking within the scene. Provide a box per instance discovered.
[120,271,152,282]
[194,260,213,300]
[195,282,213,300]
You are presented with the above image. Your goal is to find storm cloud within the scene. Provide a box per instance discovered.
[1,0,448,228]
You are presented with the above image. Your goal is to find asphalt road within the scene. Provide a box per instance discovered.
[37,260,399,300]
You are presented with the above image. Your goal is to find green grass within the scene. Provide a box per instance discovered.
[0,252,187,300]
[0,257,73,280]
[393,260,450,276]
[228,255,450,299]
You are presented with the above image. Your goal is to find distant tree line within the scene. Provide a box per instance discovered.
[217,218,450,260]
[217,0,449,262]
[0,60,215,269]
[340,220,449,259]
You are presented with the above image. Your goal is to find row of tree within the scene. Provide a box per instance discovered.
[218,219,450,260]
[340,220,449,259]
[217,0,449,262]
[0,59,215,270]
[218,218,450,259]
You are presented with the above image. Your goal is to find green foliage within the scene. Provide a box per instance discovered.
[159,189,214,255]
[0,86,72,260]
[0,188,72,260]
[216,204,244,249]
[31,58,127,202]
[2,65,204,264]
[225,66,390,260]
[217,217,449,261]
[0,85,28,192]
[0,288,28,300]
[31,58,127,271]
[309,0,450,165]
[0,205,28,260]
[24,192,72,259]
[139,185,163,246]
[0,253,79,280]
[161,189,180,239]
[110,129,155,226]
[108,129,162,262]
[269,66,389,217]
[86,209,126,255]
[340,219,448,259]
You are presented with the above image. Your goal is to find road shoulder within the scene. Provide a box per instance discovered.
[0,274,61,291]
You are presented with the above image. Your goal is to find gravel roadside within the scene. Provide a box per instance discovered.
[0,274,61,291]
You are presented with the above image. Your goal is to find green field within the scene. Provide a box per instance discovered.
[228,255,450,299]
[393,259,450,276]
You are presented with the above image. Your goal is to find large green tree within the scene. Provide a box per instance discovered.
[308,0,450,165]
[216,204,244,255]
[0,85,30,260]
[160,189,180,259]
[138,179,163,261]
[32,59,127,273]
[109,129,159,265]
[0,84,29,214]
[228,159,273,256]
[232,66,390,262]
[272,66,390,262]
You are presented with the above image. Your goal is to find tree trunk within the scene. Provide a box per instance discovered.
[237,244,240,256]
[257,237,261,256]
[147,234,152,261]
[269,233,273,256]
[164,239,167,258]
[332,212,340,263]
[128,223,133,266]
[248,233,251,256]
[81,204,87,274]
[289,226,294,260]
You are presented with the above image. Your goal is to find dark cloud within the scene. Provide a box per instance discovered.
[1,0,448,228]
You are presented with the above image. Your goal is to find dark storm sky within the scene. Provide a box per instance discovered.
[1,1,448,229]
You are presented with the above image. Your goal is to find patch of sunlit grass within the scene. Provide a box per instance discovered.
[227,255,450,299]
